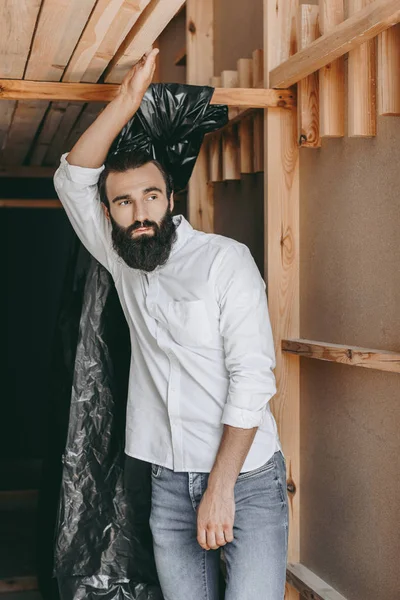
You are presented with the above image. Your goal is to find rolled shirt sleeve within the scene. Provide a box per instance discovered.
[53,153,118,276]
[216,244,277,429]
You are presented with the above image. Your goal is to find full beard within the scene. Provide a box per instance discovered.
[110,207,177,272]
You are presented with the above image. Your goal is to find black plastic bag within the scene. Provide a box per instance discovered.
[109,83,228,191]
[42,84,228,600]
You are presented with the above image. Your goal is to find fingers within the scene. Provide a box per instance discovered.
[197,524,233,551]
[223,526,234,544]
[197,527,210,551]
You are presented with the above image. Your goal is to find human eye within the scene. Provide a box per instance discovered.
[146,194,158,202]
[119,199,131,206]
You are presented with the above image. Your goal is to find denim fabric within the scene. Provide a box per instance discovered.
[149,450,289,599]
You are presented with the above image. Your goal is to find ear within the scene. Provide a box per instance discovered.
[102,203,111,221]
[169,191,174,213]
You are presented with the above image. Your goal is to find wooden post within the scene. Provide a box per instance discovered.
[252,49,264,173]
[264,2,300,599]
[238,59,254,173]
[378,23,400,115]
[208,75,223,183]
[319,0,344,137]
[297,5,321,147]
[348,0,376,136]
[221,70,240,181]
[186,0,214,232]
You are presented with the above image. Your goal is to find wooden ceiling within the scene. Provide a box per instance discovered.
[0,0,186,170]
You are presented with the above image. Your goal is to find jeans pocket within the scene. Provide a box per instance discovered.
[237,454,275,482]
[151,464,163,478]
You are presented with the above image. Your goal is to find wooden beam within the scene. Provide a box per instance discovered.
[348,0,376,136]
[238,59,254,174]
[104,0,186,84]
[252,49,264,173]
[0,0,41,79]
[43,103,84,166]
[0,100,15,150]
[282,339,400,374]
[378,23,400,115]
[221,71,240,181]
[297,5,321,147]
[286,563,349,600]
[265,4,300,600]
[0,200,62,209]
[186,0,214,233]
[174,46,187,67]
[319,0,344,137]
[208,76,223,183]
[63,0,151,83]
[0,166,56,178]
[0,80,296,108]
[0,101,48,166]
[0,576,38,593]
[269,0,400,89]
[29,101,68,166]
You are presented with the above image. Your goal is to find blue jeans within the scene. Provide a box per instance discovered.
[149,450,289,599]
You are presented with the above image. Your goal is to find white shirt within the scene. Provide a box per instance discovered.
[54,153,282,472]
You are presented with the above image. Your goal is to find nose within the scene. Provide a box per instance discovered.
[133,200,148,224]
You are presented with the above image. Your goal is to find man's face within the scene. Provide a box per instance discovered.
[103,163,177,272]
[105,162,174,232]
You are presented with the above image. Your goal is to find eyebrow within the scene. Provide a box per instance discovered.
[111,187,164,204]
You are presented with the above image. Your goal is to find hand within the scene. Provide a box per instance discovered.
[119,47,159,106]
[197,488,235,551]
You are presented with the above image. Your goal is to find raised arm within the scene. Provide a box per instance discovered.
[67,48,159,168]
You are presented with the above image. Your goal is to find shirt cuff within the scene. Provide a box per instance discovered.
[221,403,268,429]
[60,152,105,185]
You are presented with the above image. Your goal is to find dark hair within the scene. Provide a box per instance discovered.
[98,151,174,208]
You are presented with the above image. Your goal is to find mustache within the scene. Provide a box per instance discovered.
[126,220,158,236]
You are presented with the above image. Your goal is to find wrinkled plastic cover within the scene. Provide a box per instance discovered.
[109,83,228,191]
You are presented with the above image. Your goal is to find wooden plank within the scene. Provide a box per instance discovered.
[0,166,55,178]
[378,23,400,115]
[286,563,349,600]
[63,0,151,83]
[29,102,68,166]
[104,0,186,84]
[318,0,344,137]
[282,339,400,374]
[0,80,296,108]
[43,103,84,166]
[264,3,300,600]
[269,0,400,89]
[252,49,264,172]
[297,5,321,147]
[186,0,214,233]
[64,103,106,152]
[238,59,254,174]
[174,46,187,67]
[0,0,42,79]
[0,100,16,150]
[24,0,98,82]
[0,199,62,209]
[0,576,38,593]
[221,71,240,180]
[0,101,48,166]
[208,76,222,183]
[348,0,376,136]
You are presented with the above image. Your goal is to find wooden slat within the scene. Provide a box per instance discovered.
[264,3,300,600]
[0,80,296,108]
[0,576,38,593]
[286,563,349,600]
[64,103,106,152]
[186,0,214,233]
[0,100,15,150]
[29,101,68,165]
[238,59,254,174]
[63,0,152,83]
[104,0,186,84]
[319,0,344,137]
[221,70,240,181]
[378,23,400,115]
[0,166,55,178]
[252,49,264,173]
[348,0,376,136]
[269,0,400,89]
[282,339,400,374]
[297,5,321,147]
[43,103,83,166]
[208,76,222,183]
[0,101,48,165]
[0,0,42,79]
[0,199,62,208]
[24,0,98,82]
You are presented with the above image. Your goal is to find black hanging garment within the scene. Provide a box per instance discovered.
[39,84,227,600]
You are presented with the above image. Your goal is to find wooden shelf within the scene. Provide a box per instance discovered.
[282,338,400,374]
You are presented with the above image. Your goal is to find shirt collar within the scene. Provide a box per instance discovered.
[170,215,194,258]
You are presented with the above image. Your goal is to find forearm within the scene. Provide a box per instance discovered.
[208,425,258,493]
[67,94,140,169]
